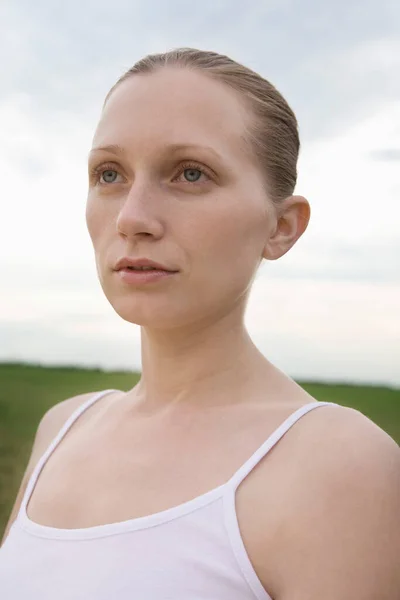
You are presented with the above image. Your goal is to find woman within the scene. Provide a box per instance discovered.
[1,48,399,599]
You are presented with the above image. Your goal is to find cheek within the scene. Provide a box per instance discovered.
[197,203,266,266]
[188,201,267,296]
[85,195,97,241]
[85,194,110,246]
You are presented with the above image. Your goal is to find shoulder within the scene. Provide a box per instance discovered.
[261,403,400,599]
[295,401,399,476]
[36,391,97,444]
[36,388,125,454]
[24,391,99,492]
[1,390,103,545]
[290,403,399,541]
[297,403,399,501]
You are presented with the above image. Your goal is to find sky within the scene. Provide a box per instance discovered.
[1,0,399,386]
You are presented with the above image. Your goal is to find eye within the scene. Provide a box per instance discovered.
[101,169,119,183]
[183,168,202,182]
[173,162,212,185]
[89,162,125,186]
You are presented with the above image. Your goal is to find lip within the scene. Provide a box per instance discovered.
[113,256,179,285]
[114,257,178,272]
[116,268,177,285]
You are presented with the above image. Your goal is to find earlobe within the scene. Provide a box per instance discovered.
[262,240,281,262]
[262,195,310,261]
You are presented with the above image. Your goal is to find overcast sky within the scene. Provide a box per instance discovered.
[1,0,399,386]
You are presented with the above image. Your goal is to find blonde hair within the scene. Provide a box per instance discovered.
[104,48,300,203]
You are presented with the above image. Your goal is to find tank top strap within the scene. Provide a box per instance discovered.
[20,389,119,517]
[227,401,335,491]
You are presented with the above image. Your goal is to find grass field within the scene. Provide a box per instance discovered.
[1,362,399,538]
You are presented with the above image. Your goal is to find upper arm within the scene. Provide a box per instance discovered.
[274,407,400,599]
[0,392,95,546]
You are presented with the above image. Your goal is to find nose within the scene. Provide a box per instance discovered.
[116,181,164,240]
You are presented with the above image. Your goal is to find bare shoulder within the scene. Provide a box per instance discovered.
[27,389,119,481]
[295,401,399,473]
[263,403,400,599]
[0,390,99,546]
[36,391,97,442]
[292,403,400,528]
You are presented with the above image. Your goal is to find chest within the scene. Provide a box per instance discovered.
[24,405,283,529]
[21,402,304,600]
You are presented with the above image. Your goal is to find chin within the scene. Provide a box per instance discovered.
[109,296,188,329]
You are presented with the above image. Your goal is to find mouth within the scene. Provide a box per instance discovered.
[115,266,179,285]
[114,257,179,273]
[123,266,167,271]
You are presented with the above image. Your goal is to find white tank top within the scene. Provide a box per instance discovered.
[0,389,333,599]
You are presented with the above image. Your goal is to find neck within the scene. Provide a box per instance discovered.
[134,305,271,414]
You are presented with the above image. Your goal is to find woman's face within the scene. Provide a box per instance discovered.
[86,68,275,329]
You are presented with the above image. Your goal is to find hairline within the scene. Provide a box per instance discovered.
[102,65,276,202]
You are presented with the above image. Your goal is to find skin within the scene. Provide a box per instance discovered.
[84,67,400,598]
[86,67,310,411]
[3,67,399,600]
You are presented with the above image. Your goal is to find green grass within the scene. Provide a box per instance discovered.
[1,362,399,537]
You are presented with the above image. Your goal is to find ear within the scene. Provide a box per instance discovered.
[262,195,310,261]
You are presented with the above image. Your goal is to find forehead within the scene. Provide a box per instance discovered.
[92,68,252,161]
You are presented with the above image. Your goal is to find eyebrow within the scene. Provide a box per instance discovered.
[89,144,125,156]
[89,143,223,162]
[167,143,222,161]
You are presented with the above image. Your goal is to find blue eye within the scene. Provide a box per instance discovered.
[183,168,202,182]
[101,169,119,183]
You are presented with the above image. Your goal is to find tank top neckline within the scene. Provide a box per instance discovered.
[17,390,331,540]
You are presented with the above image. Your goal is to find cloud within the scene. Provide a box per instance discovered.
[0,318,142,372]
[2,276,399,386]
[246,276,400,387]
[1,0,399,385]
[2,0,399,140]
[370,148,400,161]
